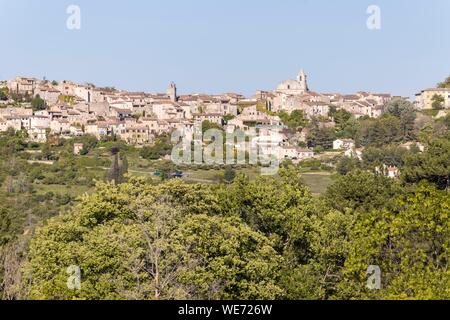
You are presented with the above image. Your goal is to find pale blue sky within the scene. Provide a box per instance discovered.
[0,0,449,97]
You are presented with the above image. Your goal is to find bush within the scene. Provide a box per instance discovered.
[299,159,322,168]
[313,146,325,154]
[31,95,47,111]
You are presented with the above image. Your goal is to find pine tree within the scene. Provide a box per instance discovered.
[119,155,129,182]
[224,166,236,183]
[107,148,121,184]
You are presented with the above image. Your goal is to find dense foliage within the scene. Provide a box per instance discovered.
[0,93,449,300]
[12,165,447,300]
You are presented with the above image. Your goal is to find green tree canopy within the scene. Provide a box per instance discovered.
[31,95,47,111]
[337,183,450,299]
[307,123,336,150]
[139,134,172,160]
[0,87,8,101]
[325,170,401,212]
[279,110,308,130]
[201,120,223,134]
[431,94,445,110]
[22,178,284,300]
[402,135,450,190]
[437,75,450,89]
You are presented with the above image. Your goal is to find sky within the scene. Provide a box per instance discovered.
[0,0,449,98]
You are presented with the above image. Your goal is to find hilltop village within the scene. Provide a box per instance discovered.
[0,71,449,163]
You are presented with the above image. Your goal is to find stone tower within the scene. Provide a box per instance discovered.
[296,69,309,93]
[167,82,177,102]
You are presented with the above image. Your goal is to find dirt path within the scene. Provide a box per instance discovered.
[27,160,54,165]
[302,171,332,176]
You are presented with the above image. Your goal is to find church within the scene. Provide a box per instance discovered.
[276,69,309,95]
[270,69,332,117]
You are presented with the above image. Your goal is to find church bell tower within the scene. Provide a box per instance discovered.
[167,82,178,102]
[297,69,309,93]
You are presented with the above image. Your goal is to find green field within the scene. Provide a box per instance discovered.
[185,167,261,181]
[26,146,334,196]
[33,184,93,197]
[182,168,334,195]
[300,172,334,195]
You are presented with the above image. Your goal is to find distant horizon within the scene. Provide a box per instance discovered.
[1,0,449,98]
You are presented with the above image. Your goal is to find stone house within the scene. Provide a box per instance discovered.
[50,119,71,135]
[73,143,84,155]
[333,139,356,150]
[415,88,450,110]
[28,127,47,143]
[119,124,151,145]
[7,77,37,95]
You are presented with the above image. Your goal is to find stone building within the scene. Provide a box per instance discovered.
[167,82,178,102]
[276,70,309,95]
[415,88,450,110]
[73,143,84,155]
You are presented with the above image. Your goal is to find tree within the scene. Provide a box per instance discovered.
[22,178,284,300]
[402,135,450,190]
[279,111,308,130]
[223,166,236,183]
[328,105,337,118]
[223,114,235,123]
[385,98,417,141]
[333,109,352,132]
[175,214,283,299]
[220,167,318,265]
[358,115,404,147]
[154,161,177,181]
[336,156,362,176]
[0,235,30,300]
[325,170,401,212]
[362,145,409,169]
[0,208,23,245]
[307,122,336,150]
[386,98,412,118]
[0,87,8,101]
[119,155,129,179]
[31,95,47,111]
[339,117,360,140]
[431,94,445,110]
[337,183,450,299]
[201,120,223,134]
[437,75,450,89]
[125,194,188,300]
[107,148,121,184]
[140,134,172,160]
[443,113,450,130]
[286,209,356,299]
